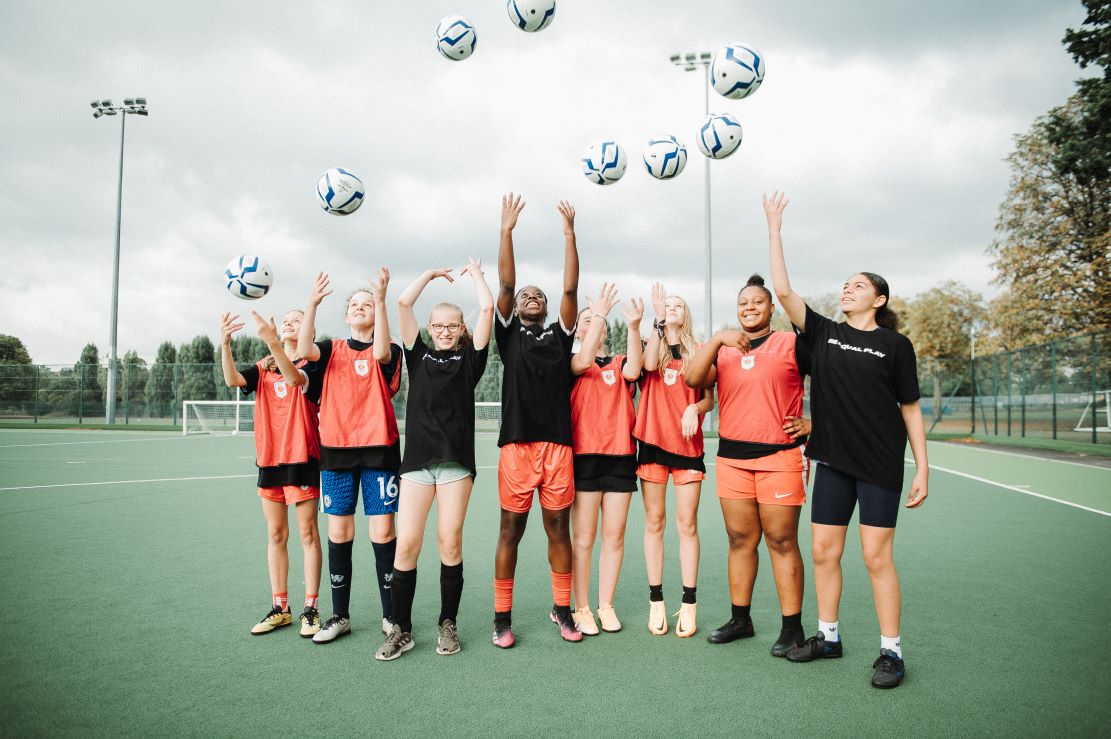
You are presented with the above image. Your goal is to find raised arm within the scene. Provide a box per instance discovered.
[297,272,331,362]
[370,267,393,363]
[901,400,929,509]
[397,268,455,348]
[686,334,722,389]
[570,282,619,375]
[463,257,495,350]
[763,192,807,329]
[251,311,304,386]
[622,298,645,381]
[497,193,525,319]
[642,282,666,372]
[558,200,580,329]
[219,312,247,388]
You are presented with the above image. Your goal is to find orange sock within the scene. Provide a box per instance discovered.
[272,592,289,611]
[551,571,571,607]
[494,578,514,613]
[304,594,318,609]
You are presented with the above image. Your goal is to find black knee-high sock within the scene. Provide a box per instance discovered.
[371,539,396,620]
[328,539,354,619]
[439,561,464,625]
[391,567,416,633]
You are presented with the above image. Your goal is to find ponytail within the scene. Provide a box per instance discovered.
[859,271,899,332]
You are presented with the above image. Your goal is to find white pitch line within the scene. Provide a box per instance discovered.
[919,460,1111,518]
[0,436,190,449]
[0,473,254,492]
[937,442,1111,471]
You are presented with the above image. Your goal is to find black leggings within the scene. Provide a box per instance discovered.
[810,463,901,528]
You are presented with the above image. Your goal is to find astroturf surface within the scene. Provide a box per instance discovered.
[0,430,1108,737]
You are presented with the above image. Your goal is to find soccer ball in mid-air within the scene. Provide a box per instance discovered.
[643,136,688,180]
[711,43,765,100]
[225,256,273,300]
[581,141,627,185]
[507,0,556,32]
[697,113,743,159]
[436,16,477,60]
[316,167,365,215]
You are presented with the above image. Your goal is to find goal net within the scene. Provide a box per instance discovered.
[183,400,256,436]
[1073,389,1111,433]
[475,401,501,432]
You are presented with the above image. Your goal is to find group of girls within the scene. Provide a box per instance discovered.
[223,190,928,689]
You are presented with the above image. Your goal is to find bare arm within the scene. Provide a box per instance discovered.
[497,193,525,319]
[463,257,495,350]
[397,268,454,348]
[621,298,645,381]
[763,192,807,329]
[558,200,580,329]
[297,272,331,362]
[570,283,619,375]
[680,387,715,440]
[370,267,393,363]
[901,400,929,508]
[219,313,247,388]
[252,311,303,387]
[695,386,715,415]
[642,282,666,372]
[686,334,723,389]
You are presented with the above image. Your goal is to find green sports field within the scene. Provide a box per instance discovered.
[1,430,1108,737]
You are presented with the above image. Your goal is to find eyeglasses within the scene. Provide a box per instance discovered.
[429,323,462,333]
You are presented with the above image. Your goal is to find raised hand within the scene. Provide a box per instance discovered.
[762,191,790,231]
[590,282,619,318]
[251,311,279,345]
[460,256,484,279]
[622,297,644,327]
[370,267,390,302]
[427,267,455,283]
[718,329,752,353]
[309,272,333,306]
[650,282,666,320]
[501,192,526,232]
[220,312,245,345]
[557,200,576,234]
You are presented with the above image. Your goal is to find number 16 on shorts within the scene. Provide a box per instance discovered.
[320,468,399,516]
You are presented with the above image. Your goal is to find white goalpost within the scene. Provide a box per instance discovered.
[1073,389,1111,433]
[474,401,501,432]
[182,399,256,435]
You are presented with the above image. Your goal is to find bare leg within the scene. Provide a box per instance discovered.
[262,498,289,598]
[811,523,848,623]
[641,481,667,587]
[719,497,761,606]
[674,481,702,589]
[293,499,321,599]
[860,524,901,637]
[571,491,602,608]
[597,493,632,606]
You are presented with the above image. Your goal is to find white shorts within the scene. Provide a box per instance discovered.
[400,462,472,486]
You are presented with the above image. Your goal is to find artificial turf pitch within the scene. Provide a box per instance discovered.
[0,430,1108,737]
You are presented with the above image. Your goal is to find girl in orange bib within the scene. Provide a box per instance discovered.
[634,282,714,637]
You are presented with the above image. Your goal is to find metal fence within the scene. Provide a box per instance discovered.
[1,331,1107,445]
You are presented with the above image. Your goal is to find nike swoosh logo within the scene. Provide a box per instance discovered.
[774,492,792,499]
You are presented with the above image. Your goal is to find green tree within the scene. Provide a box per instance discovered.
[0,335,33,406]
[0,335,32,364]
[177,336,217,403]
[146,342,177,418]
[77,343,102,413]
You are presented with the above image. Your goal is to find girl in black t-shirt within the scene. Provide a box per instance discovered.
[375,259,493,661]
[763,191,928,689]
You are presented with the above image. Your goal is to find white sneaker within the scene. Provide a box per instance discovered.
[382,618,392,636]
[312,615,351,644]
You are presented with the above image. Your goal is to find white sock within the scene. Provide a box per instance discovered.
[881,634,902,658]
[818,619,840,643]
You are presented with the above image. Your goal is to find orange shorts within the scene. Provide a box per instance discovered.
[716,458,808,506]
[498,442,575,513]
[636,462,704,486]
[258,485,320,505]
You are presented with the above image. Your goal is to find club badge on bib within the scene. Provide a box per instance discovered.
[354,359,369,376]
[663,368,678,386]
[273,380,288,398]
[741,355,756,371]
[602,369,617,385]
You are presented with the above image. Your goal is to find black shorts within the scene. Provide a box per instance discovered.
[573,454,638,493]
[810,463,901,528]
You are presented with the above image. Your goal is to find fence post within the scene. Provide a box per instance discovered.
[78,363,84,425]
[1051,341,1057,440]
[1006,352,1013,436]
[993,355,1000,436]
[33,365,39,424]
[1091,334,1098,445]
[124,362,130,425]
[1019,348,1026,438]
[970,356,977,434]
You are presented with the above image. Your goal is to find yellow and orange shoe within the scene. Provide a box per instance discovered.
[250,606,292,635]
[597,603,622,633]
[675,602,697,638]
[572,607,599,636]
[648,600,668,636]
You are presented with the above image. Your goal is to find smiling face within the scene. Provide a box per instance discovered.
[279,310,304,341]
[840,273,886,317]
[736,285,774,333]
[515,285,548,323]
[427,304,465,351]
[345,290,375,330]
[575,307,608,343]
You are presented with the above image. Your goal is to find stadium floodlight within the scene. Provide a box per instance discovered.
[89,96,149,425]
[668,50,716,341]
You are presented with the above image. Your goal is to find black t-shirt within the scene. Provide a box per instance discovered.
[316,338,403,472]
[240,359,324,487]
[797,305,920,491]
[400,335,489,476]
[494,310,576,447]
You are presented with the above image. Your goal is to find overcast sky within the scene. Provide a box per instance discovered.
[0,0,1091,363]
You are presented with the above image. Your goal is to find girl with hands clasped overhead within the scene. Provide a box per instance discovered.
[296,268,404,646]
[567,283,644,636]
[220,308,323,639]
[374,259,494,661]
[634,282,714,638]
[763,191,927,689]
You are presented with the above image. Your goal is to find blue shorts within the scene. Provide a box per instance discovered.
[320,468,399,516]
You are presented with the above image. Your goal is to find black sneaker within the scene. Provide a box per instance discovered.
[785,633,843,662]
[871,649,906,688]
[770,624,805,657]
[707,616,755,644]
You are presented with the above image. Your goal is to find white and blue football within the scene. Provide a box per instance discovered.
[225,255,273,301]
[643,136,688,180]
[436,15,477,61]
[711,43,765,100]
[697,113,743,159]
[507,0,556,32]
[316,167,365,215]
[581,140,627,185]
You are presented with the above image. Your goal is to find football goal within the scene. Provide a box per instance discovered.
[1073,389,1111,433]
[183,400,256,435]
